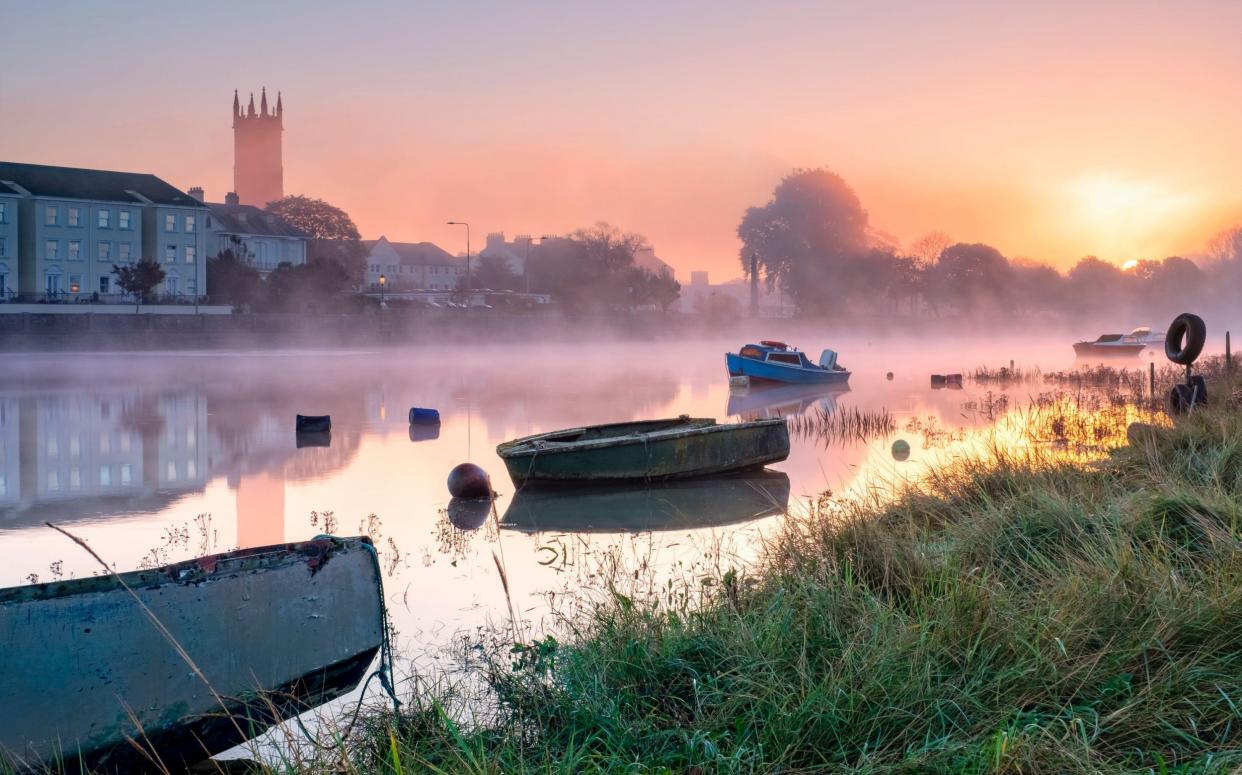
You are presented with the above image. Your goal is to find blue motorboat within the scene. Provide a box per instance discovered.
[725,340,851,385]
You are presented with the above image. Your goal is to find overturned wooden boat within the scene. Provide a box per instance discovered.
[0,536,384,774]
[500,470,791,533]
[496,416,789,486]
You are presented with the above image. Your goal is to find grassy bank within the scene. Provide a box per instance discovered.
[326,394,1242,773]
[343,394,1242,773]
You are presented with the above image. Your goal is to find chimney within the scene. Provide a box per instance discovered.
[187,186,205,203]
[225,191,240,206]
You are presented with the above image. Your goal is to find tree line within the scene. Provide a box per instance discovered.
[740,168,1240,323]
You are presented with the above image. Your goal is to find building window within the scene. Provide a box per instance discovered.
[0,202,6,223]
[98,242,111,261]
[165,214,176,232]
[118,242,132,262]
[120,464,132,485]
[99,276,110,294]
[98,209,111,229]
[45,273,61,294]
[45,240,59,260]
[68,207,81,227]
[119,211,131,229]
[165,245,176,263]
[68,240,82,260]
[166,274,180,294]
[184,215,195,232]
[185,246,196,264]
[188,278,198,295]
[69,274,82,294]
[99,465,111,487]
[45,205,59,226]
[0,237,5,257]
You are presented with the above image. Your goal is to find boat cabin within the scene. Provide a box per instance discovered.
[739,342,813,368]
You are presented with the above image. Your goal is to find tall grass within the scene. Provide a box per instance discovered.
[311,376,1242,774]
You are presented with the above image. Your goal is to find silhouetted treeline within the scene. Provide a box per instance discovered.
[740,168,1241,324]
[526,223,681,312]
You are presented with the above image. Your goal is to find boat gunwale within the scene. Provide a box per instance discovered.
[0,536,374,604]
[496,417,785,459]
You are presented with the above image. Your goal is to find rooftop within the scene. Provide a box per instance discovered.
[0,161,205,207]
[207,203,309,239]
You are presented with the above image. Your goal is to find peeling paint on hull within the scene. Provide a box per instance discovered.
[0,537,384,773]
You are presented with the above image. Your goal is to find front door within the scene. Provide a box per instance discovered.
[45,273,60,296]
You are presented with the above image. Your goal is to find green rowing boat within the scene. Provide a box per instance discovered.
[495,416,789,486]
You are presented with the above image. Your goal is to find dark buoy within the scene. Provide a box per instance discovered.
[891,439,911,462]
[447,497,491,530]
[409,424,440,443]
[448,462,492,498]
[296,414,331,433]
[886,372,894,381]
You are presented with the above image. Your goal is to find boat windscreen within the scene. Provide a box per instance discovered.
[740,346,764,359]
[1096,334,1123,343]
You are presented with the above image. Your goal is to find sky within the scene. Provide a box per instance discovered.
[2,0,1241,281]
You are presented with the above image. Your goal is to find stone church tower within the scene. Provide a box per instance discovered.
[232,88,283,207]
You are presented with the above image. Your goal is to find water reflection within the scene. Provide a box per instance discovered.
[726,382,848,419]
[501,470,791,533]
[0,392,207,528]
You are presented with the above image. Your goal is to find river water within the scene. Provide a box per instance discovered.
[0,335,1166,749]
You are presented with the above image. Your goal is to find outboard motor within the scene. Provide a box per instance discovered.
[818,349,839,370]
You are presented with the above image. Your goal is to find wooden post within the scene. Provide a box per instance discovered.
[1150,361,1156,398]
[1227,331,1232,376]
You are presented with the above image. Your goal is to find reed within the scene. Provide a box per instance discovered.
[316,375,1242,774]
[786,404,895,445]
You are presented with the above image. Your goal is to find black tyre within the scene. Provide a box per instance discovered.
[1168,384,1193,415]
[1189,375,1208,405]
[1165,313,1206,365]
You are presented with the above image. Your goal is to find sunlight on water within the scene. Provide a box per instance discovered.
[0,336,1186,752]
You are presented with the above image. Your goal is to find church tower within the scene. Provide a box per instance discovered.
[232,87,284,207]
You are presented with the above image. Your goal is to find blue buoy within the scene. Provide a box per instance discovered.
[409,407,441,425]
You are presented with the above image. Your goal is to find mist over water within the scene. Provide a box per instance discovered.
[0,329,1225,750]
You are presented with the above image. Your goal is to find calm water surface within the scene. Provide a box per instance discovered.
[0,336,1143,742]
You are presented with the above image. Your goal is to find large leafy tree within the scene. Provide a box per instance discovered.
[265,195,365,285]
[527,223,676,312]
[737,168,871,313]
[112,259,166,312]
[927,243,1013,314]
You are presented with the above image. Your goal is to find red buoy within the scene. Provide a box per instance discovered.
[447,463,492,498]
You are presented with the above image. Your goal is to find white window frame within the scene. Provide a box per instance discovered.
[68,207,81,227]
[118,211,131,230]
[98,209,111,229]
[164,214,176,232]
[67,240,81,260]
[184,215,195,233]
[45,205,59,226]
[45,239,59,260]
[165,245,176,263]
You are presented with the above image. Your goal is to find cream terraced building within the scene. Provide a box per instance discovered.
[0,162,208,303]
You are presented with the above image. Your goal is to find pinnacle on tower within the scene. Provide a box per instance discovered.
[247,92,256,117]
[276,91,283,117]
[233,89,240,118]
[260,87,268,117]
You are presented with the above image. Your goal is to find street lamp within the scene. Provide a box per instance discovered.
[379,273,387,309]
[446,221,470,306]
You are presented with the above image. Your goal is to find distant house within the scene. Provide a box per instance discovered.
[202,191,308,276]
[0,161,208,302]
[362,236,464,291]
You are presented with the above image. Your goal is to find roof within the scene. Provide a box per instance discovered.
[0,161,206,207]
[207,203,309,239]
[365,238,459,267]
